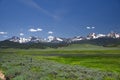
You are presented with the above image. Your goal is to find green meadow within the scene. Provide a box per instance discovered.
[0,44,120,80]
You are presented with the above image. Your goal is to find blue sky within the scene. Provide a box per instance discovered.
[0,0,120,40]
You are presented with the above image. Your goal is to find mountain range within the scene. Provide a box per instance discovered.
[6,32,120,43]
[0,32,120,49]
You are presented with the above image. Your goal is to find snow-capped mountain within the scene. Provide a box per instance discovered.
[29,36,42,43]
[96,34,106,38]
[87,33,97,39]
[86,32,120,39]
[8,36,20,43]
[48,36,63,43]
[19,37,30,43]
[86,33,107,39]
[6,32,120,43]
[107,32,120,38]
[48,36,54,42]
[71,36,85,42]
[7,36,30,43]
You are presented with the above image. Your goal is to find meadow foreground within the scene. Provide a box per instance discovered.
[0,47,120,80]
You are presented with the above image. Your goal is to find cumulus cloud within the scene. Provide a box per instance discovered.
[20,33,24,36]
[48,31,53,34]
[37,28,42,31]
[29,28,37,32]
[0,32,7,35]
[86,26,95,29]
[86,27,91,29]
[92,27,95,29]
[29,28,42,32]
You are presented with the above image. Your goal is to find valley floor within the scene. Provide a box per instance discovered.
[0,48,120,80]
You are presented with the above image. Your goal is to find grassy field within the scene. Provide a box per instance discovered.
[0,45,120,80]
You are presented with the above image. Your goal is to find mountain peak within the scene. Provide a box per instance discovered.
[5,32,120,43]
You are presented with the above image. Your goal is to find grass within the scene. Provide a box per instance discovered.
[0,46,120,80]
[43,53,120,73]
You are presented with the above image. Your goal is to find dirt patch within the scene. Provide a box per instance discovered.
[0,71,6,80]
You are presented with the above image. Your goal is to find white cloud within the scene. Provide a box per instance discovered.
[29,28,42,32]
[29,28,37,32]
[86,26,95,29]
[48,31,53,34]
[86,27,91,29]
[20,33,24,36]
[0,32,7,35]
[92,27,95,29]
[37,28,42,31]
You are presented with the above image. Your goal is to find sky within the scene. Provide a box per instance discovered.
[0,0,120,40]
